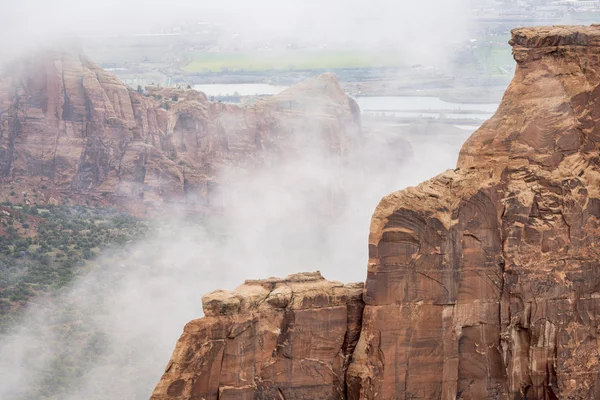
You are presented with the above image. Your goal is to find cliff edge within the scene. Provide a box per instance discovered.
[150,273,364,399]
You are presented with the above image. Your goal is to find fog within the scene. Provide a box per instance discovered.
[0,0,478,399]
[0,116,473,399]
[3,0,474,64]
[0,121,469,399]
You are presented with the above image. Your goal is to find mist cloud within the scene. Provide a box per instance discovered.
[3,0,474,65]
[0,117,470,399]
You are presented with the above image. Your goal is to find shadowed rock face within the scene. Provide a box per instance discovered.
[0,50,361,213]
[154,25,600,400]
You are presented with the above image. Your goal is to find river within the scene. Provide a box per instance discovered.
[193,84,499,122]
[193,83,288,96]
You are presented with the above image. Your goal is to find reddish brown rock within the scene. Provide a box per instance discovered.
[0,49,361,214]
[150,272,364,400]
[348,25,600,399]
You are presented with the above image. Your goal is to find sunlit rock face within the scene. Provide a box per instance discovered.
[0,49,362,213]
[349,25,600,399]
[150,272,364,400]
[154,25,600,399]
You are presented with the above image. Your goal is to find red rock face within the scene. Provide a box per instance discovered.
[154,25,600,400]
[349,25,600,399]
[0,50,361,213]
[150,272,364,400]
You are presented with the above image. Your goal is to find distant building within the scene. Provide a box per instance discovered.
[552,0,600,9]
[535,5,568,17]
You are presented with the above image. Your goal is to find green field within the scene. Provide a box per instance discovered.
[182,50,407,72]
[464,34,515,77]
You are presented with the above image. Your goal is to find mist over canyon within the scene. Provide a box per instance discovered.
[0,46,439,400]
[5,2,600,400]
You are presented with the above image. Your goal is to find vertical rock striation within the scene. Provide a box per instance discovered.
[154,25,600,400]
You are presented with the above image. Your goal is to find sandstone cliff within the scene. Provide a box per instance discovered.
[0,50,361,213]
[151,272,364,399]
[349,25,600,399]
[153,25,600,399]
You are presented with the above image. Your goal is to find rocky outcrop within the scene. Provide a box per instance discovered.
[349,25,600,399]
[150,272,364,400]
[0,49,361,213]
[154,25,600,399]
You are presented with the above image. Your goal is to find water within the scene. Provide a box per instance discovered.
[355,96,499,113]
[192,83,500,123]
[363,111,493,121]
[193,83,289,96]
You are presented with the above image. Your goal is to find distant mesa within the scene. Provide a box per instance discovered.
[0,53,367,215]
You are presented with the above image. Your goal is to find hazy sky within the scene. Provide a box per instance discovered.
[3,0,474,63]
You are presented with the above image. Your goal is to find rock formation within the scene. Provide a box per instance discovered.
[153,25,600,399]
[150,272,364,400]
[0,48,361,213]
[349,25,600,399]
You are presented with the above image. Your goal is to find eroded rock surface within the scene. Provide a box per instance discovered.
[0,48,361,213]
[150,272,364,400]
[349,25,600,399]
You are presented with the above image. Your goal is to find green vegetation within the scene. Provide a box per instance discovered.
[182,50,406,72]
[0,203,147,331]
[0,210,228,400]
[472,34,514,76]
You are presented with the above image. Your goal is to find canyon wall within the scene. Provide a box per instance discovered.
[153,25,600,399]
[0,49,361,213]
[349,25,600,399]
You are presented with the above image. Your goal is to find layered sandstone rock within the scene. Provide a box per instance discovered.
[154,25,600,400]
[348,25,600,399]
[0,50,361,213]
[150,272,364,400]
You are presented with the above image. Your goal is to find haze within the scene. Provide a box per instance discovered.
[3,0,474,64]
